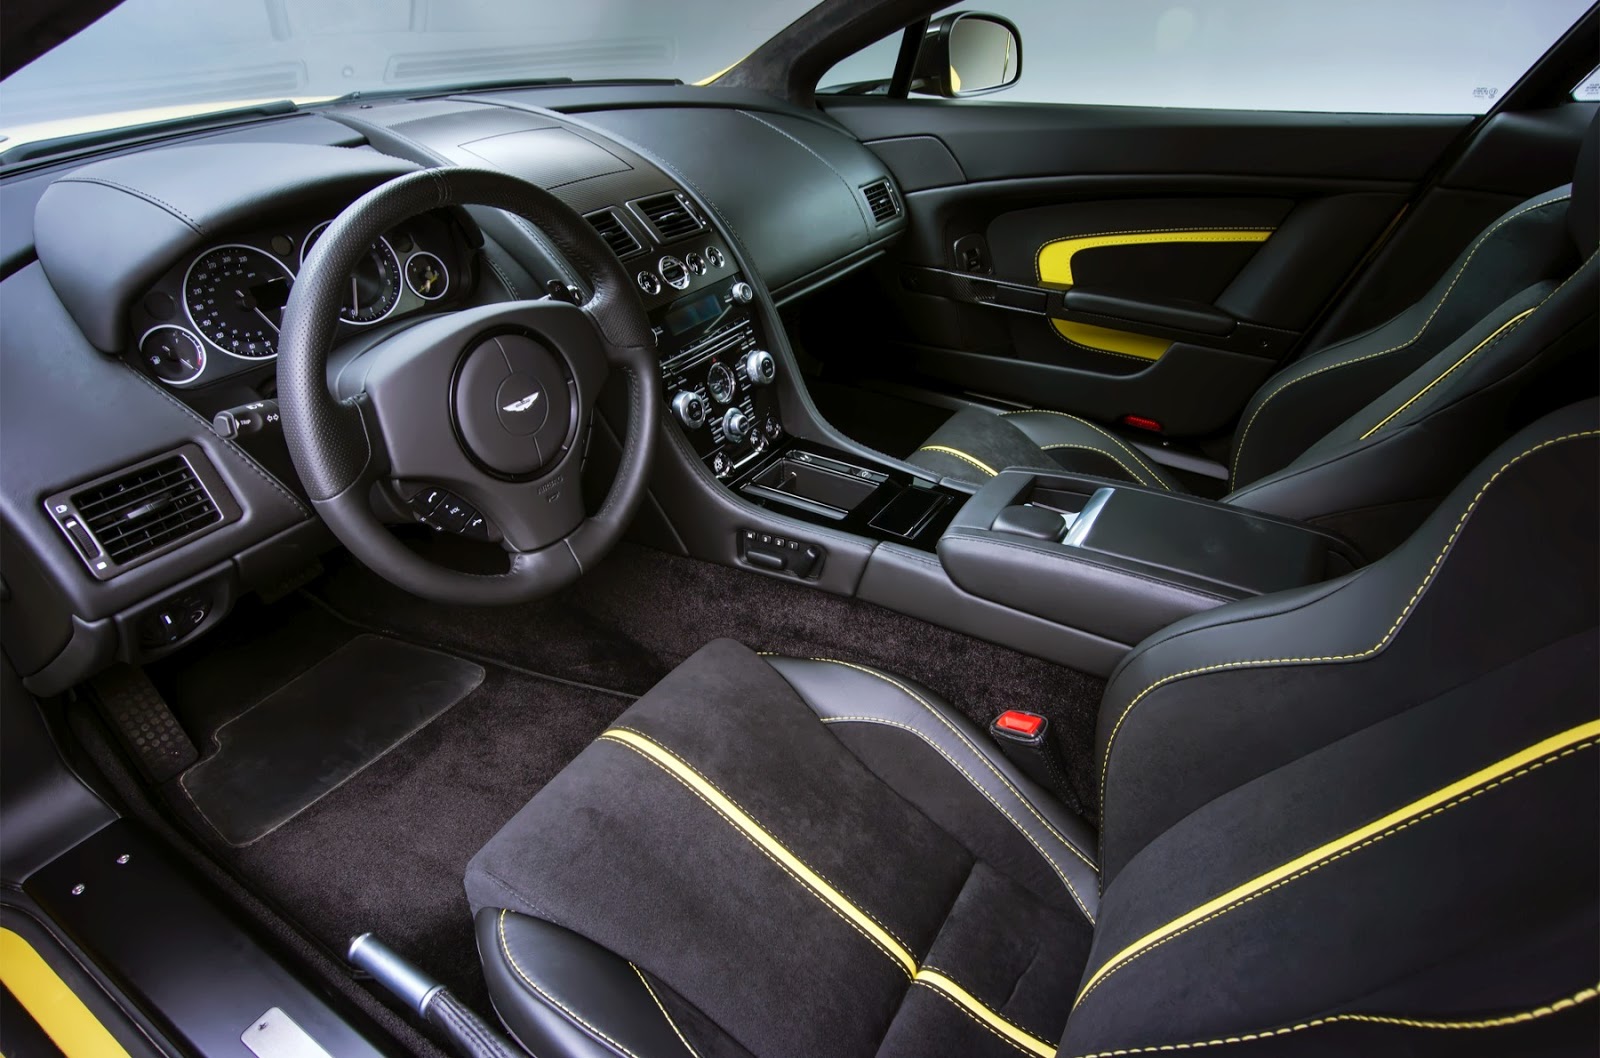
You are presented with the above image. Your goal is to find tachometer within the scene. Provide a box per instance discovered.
[184,245,293,359]
[303,223,403,325]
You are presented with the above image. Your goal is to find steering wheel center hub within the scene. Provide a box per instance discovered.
[454,333,571,476]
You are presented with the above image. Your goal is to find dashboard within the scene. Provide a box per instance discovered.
[0,84,908,695]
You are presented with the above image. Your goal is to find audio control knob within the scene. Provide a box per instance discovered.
[721,407,751,442]
[730,281,755,304]
[743,349,777,386]
[671,391,707,430]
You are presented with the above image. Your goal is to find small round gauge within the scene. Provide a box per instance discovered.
[706,362,737,404]
[184,245,293,359]
[303,223,403,325]
[139,326,206,386]
[405,251,450,301]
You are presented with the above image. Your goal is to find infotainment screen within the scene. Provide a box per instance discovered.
[664,291,726,337]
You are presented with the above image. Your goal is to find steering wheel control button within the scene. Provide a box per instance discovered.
[671,391,707,430]
[461,512,493,541]
[408,486,449,515]
[706,246,726,269]
[743,349,777,386]
[637,271,662,296]
[658,256,690,290]
[454,334,572,477]
[684,251,707,276]
[432,497,474,533]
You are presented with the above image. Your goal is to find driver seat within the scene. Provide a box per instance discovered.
[465,401,1599,1057]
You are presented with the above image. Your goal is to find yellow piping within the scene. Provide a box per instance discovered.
[0,928,132,1058]
[596,728,1059,1056]
[1360,308,1534,439]
[1078,719,1600,1006]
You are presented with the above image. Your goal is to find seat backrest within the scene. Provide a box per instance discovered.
[1227,109,1599,500]
[1068,400,1599,1055]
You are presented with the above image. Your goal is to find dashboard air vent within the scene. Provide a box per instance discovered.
[862,179,901,224]
[634,192,705,242]
[585,209,644,260]
[76,456,219,563]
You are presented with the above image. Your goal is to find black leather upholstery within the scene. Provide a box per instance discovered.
[909,112,1600,556]
[468,398,1599,1057]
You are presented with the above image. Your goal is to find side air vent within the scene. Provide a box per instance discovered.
[632,192,705,243]
[45,446,240,580]
[862,179,901,224]
[585,209,645,260]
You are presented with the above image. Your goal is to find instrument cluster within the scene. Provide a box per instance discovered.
[130,209,470,388]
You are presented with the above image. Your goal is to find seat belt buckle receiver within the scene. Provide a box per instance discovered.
[992,709,1047,742]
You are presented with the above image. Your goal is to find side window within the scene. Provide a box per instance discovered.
[822,0,1590,114]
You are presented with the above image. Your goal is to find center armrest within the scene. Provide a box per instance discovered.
[937,471,1362,646]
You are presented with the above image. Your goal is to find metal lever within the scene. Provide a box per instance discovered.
[348,933,525,1058]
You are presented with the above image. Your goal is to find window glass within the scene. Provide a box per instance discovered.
[822,1,1590,114]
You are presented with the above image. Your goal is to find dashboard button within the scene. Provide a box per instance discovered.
[730,281,754,304]
[637,271,662,296]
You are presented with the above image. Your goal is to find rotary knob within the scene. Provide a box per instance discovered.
[721,407,751,442]
[730,281,755,304]
[743,349,777,386]
[671,391,707,430]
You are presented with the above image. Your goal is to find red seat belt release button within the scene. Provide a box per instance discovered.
[994,710,1045,738]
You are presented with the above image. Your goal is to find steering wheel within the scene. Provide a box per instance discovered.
[277,168,660,605]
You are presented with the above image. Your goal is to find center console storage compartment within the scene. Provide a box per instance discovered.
[743,454,883,520]
[937,470,1362,649]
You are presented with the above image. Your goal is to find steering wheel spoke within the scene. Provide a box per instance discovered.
[277,166,660,604]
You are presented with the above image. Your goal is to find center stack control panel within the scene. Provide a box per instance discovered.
[651,274,782,478]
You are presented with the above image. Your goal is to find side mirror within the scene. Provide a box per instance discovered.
[912,12,1023,98]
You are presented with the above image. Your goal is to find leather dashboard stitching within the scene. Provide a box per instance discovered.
[629,963,704,1058]
[1067,983,1600,1056]
[1229,192,1572,487]
[1097,429,1600,836]
[1001,411,1170,489]
[120,363,311,518]
[736,111,874,230]
[56,176,205,233]
[497,910,649,1058]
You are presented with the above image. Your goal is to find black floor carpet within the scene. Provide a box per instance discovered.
[140,540,1104,1019]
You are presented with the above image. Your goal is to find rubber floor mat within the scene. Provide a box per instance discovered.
[180,634,484,845]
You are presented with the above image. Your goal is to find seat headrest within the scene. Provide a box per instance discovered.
[1571,107,1600,257]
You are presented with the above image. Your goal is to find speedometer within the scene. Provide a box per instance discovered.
[184,245,292,359]
[303,223,403,326]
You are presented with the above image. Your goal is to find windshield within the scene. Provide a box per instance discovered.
[1,0,821,150]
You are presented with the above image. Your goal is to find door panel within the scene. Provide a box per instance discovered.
[815,100,1441,435]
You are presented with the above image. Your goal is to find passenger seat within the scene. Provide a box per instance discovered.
[910,110,1600,556]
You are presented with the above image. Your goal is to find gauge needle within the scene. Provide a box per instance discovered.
[254,307,280,332]
[352,276,361,315]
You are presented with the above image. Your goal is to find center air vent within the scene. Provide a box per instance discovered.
[862,179,901,224]
[46,446,240,580]
[633,192,705,243]
[585,209,645,260]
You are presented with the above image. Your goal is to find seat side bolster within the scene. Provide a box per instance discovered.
[477,908,735,1058]
[764,655,1101,922]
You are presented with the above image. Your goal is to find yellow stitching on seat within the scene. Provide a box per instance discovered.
[630,962,704,1058]
[1039,443,1149,485]
[497,910,649,1058]
[1229,192,1572,486]
[598,728,919,974]
[1069,983,1600,1056]
[916,445,999,476]
[1077,727,1600,1007]
[1359,309,1534,439]
[807,660,1097,924]
[1097,429,1599,825]
[1002,410,1169,489]
[916,967,1057,1057]
[1358,246,1598,441]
